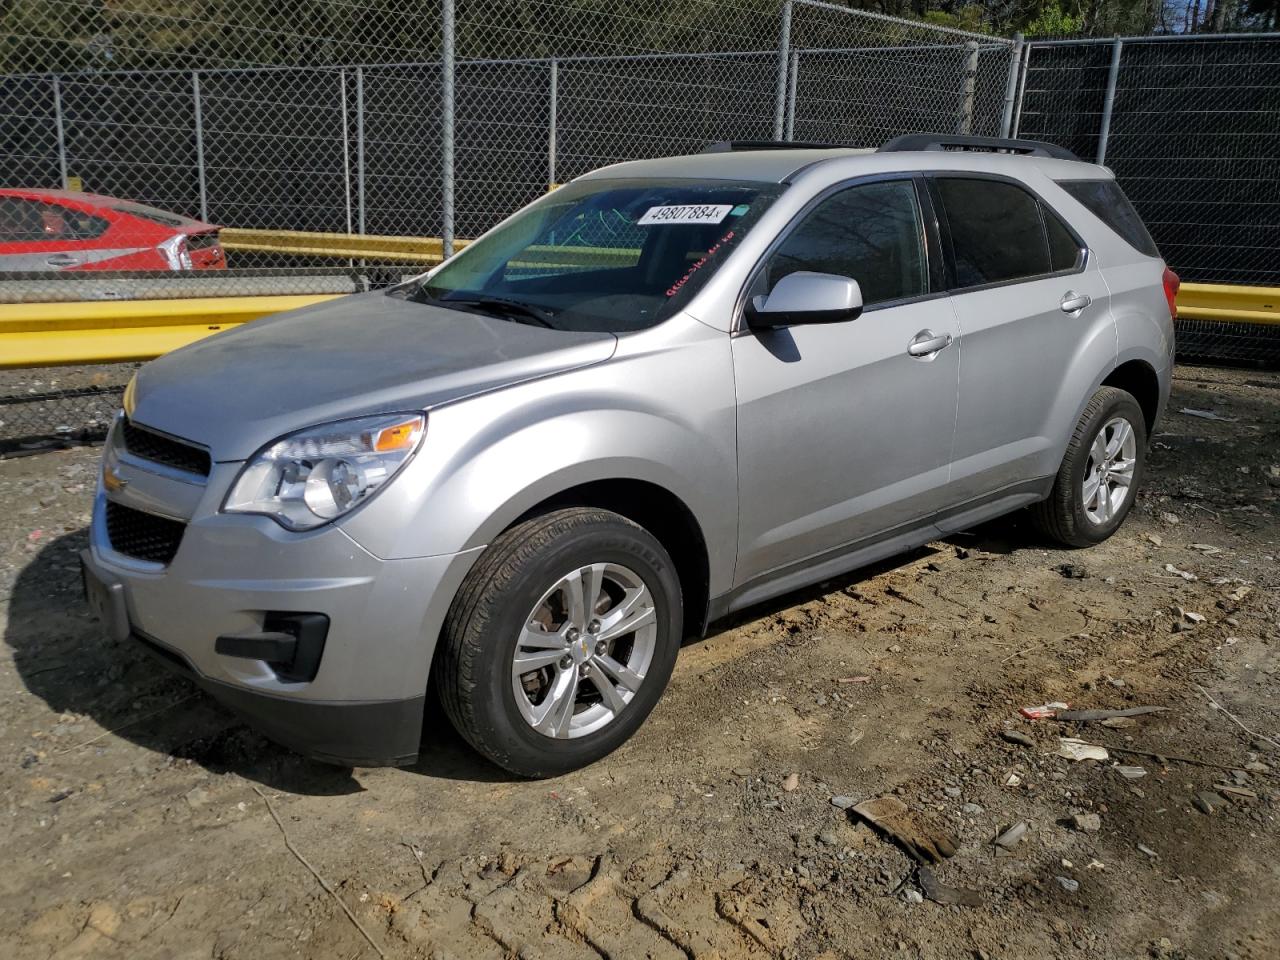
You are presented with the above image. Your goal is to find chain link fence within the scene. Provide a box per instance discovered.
[1016,33,1280,289]
[0,1,1014,299]
[1015,32,1280,364]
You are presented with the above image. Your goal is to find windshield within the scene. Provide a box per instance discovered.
[391,177,784,332]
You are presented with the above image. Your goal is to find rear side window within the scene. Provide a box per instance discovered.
[1057,179,1159,258]
[935,178,1051,287]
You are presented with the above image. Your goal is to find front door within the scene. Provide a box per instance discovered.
[732,177,961,588]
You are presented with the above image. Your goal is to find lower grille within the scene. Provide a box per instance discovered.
[105,501,186,565]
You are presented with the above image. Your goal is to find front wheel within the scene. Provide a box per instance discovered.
[1032,386,1147,547]
[435,507,682,777]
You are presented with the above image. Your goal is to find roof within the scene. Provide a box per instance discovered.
[578,145,1108,185]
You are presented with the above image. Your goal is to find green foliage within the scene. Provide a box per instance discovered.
[1023,0,1083,36]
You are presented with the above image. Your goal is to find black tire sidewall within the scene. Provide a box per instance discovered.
[462,518,681,777]
[1064,393,1147,543]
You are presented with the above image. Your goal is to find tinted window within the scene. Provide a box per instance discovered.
[1058,179,1159,258]
[763,179,927,306]
[936,177,1051,287]
[0,197,49,242]
[49,205,109,240]
[1044,203,1082,272]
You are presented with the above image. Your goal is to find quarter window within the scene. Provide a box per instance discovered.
[761,179,927,307]
[1044,203,1083,272]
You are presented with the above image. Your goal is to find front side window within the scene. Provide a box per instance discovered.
[394,177,784,333]
[758,178,927,307]
[935,177,1057,287]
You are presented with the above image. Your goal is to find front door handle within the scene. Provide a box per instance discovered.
[1060,291,1092,313]
[46,254,80,268]
[907,330,953,358]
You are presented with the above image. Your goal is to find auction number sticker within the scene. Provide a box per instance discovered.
[638,204,733,226]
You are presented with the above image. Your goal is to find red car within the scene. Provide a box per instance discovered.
[0,188,225,271]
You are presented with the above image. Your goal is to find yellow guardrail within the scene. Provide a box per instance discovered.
[219,228,470,263]
[0,295,339,368]
[0,282,1275,370]
[1177,282,1280,326]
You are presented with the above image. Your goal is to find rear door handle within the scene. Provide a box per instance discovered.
[1060,291,1092,313]
[907,330,953,358]
[46,254,80,268]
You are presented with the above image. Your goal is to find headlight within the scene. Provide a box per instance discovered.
[223,413,425,530]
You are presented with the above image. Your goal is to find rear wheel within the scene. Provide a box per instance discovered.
[1032,386,1147,547]
[435,507,682,777]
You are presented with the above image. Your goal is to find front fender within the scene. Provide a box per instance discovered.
[339,319,739,597]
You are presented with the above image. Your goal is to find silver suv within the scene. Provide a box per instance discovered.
[82,135,1177,776]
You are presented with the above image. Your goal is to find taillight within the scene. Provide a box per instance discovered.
[1162,267,1180,320]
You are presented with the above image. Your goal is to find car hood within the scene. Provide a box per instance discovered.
[128,292,617,461]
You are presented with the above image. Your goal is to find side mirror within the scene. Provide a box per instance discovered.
[745,271,863,330]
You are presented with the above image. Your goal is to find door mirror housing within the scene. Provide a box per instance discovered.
[745,271,863,330]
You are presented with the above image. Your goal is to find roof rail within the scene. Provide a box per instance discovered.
[701,140,851,153]
[878,134,1079,162]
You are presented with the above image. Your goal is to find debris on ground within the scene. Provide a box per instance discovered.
[1193,791,1227,815]
[1114,765,1148,780]
[916,865,983,907]
[1069,813,1102,833]
[1057,738,1109,762]
[851,796,959,864]
[1179,407,1238,422]
[1215,784,1258,800]
[1054,706,1168,722]
[1021,701,1070,720]
[1163,563,1198,581]
[992,820,1030,851]
[782,773,799,792]
[1055,876,1080,893]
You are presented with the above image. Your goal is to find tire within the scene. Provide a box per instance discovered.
[435,507,682,777]
[1032,386,1147,548]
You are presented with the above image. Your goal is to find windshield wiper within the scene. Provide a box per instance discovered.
[437,295,558,328]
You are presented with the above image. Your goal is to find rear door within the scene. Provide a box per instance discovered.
[931,175,1111,519]
[731,176,961,588]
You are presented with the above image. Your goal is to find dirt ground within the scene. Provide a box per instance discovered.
[2,364,1278,960]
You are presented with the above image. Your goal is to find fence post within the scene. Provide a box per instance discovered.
[51,77,70,190]
[548,58,558,188]
[339,70,353,235]
[355,67,366,234]
[1011,41,1032,137]
[785,50,799,141]
[441,0,456,259]
[192,72,209,222]
[1096,37,1123,165]
[773,0,793,140]
[999,32,1024,138]
[959,41,979,135]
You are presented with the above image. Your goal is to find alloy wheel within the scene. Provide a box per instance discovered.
[510,562,658,739]
[1082,415,1137,525]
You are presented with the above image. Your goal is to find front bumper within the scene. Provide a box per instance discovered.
[85,481,482,766]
